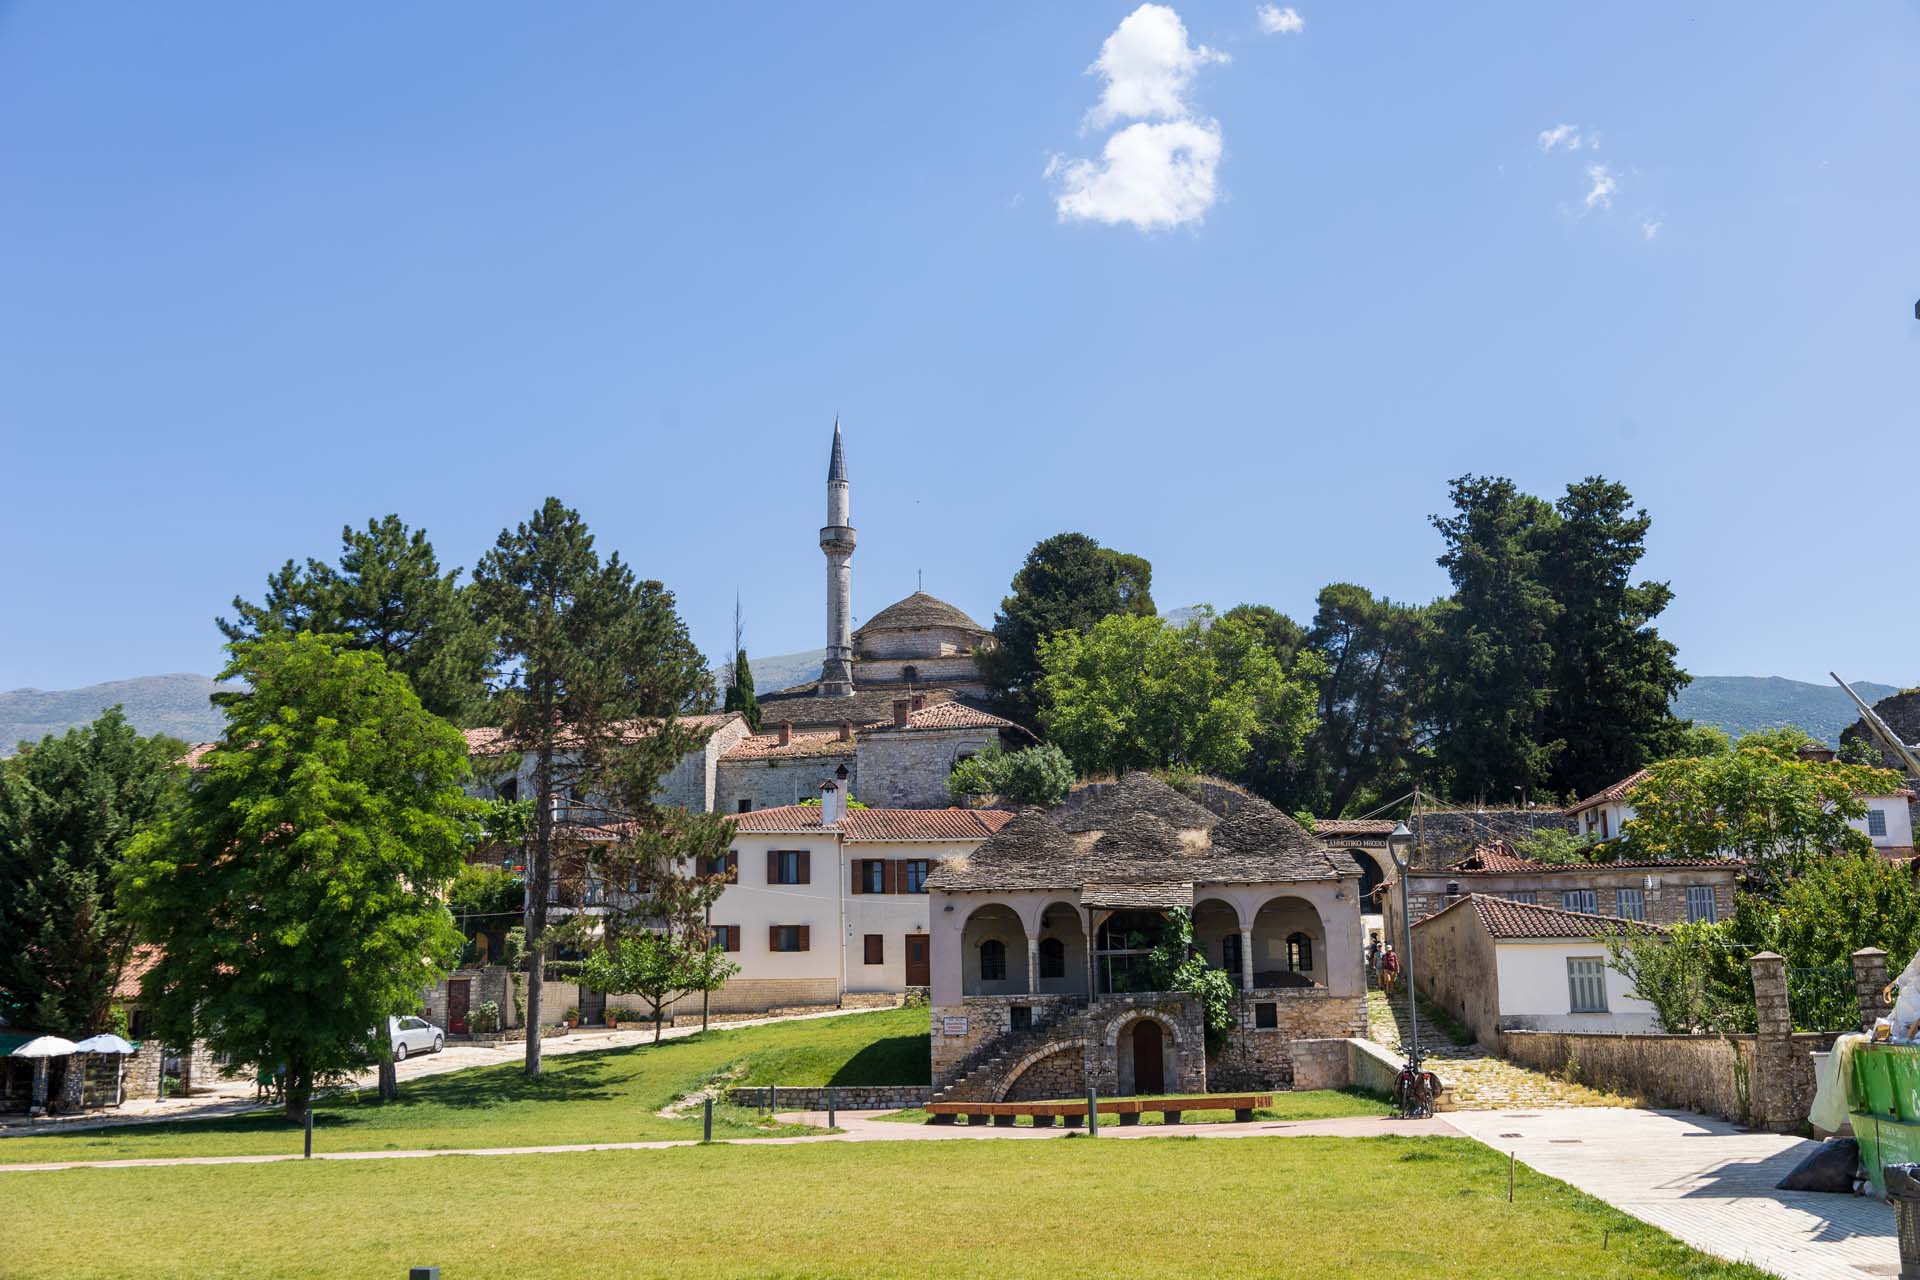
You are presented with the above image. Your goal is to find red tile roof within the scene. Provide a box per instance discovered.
[1418,892,1659,941]
[730,805,1012,842]
[463,713,741,758]
[721,730,856,761]
[1314,819,1399,836]
[1444,842,1743,875]
[1450,842,1543,873]
[115,945,163,1000]
[177,742,217,770]
[862,702,1021,734]
[1568,768,1652,814]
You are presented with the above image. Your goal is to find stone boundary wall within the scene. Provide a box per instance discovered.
[1284,1037,1404,1098]
[728,1085,933,1110]
[1501,1029,1836,1127]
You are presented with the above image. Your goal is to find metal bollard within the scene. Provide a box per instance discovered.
[409,1270,440,1280]
[304,1108,313,1159]
[703,1095,713,1143]
[827,1087,836,1130]
[1087,1086,1098,1137]
[1886,1164,1920,1279]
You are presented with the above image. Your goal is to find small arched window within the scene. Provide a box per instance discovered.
[1286,932,1313,974]
[1038,936,1065,980]
[903,664,919,684]
[979,938,1007,982]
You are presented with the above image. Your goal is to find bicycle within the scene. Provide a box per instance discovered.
[1394,1047,1441,1119]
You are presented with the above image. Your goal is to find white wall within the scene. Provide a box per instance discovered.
[712,833,843,986]
[1848,794,1915,851]
[1577,799,1636,841]
[842,841,937,992]
[1493,940,1660,1034]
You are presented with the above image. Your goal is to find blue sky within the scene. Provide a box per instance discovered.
[3,2,1917,692]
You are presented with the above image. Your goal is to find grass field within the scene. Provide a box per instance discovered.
[0,1007,928,1165]
[875,1086,1392,1125]
[0,1135,1770,1279]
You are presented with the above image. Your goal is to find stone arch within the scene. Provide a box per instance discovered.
[994,1038,1088,1102]
[1033,899,1088,995]
[1346,847,1390,911]
[1251,895,1328,989]
[1107,1009,1183,1097]
[1192,896,1244,976]
[960,903,1029,996]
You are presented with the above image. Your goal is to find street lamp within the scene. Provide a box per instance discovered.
[1387,822,1419,1069]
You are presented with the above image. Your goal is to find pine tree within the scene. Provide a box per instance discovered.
[724,648,759,731]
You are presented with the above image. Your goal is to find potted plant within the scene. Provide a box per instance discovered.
[607,1008,622,1030]
[563,1006,579,1030]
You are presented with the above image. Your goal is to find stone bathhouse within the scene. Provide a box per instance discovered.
[924,774,1368,1101]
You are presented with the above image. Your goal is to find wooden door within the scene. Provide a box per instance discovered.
[904,934,930,986]
[1133,1020,1164,1095]
[447,979,471,1035]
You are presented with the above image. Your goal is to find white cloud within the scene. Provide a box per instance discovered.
[1584,163,1617,210]
[1536,123,1581,152]
[1085,4,1227,129]
[1641,218,1661,240]
[1053,119,1224,230]
[1257,5,1304,34]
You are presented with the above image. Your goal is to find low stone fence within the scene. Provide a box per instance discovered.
[1292,1037,1440,1104]
[728,1085,933,1111]
[1502,1028,1836,1129]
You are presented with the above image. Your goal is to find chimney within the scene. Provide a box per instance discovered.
[911,694,926,711]
[820,780,843,827]
[838,720,853,742]
[893,698,911,729]
[777,722,792,747]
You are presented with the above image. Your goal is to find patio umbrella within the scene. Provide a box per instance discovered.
[72,1034,136,1055]
[9,1035,77,1058]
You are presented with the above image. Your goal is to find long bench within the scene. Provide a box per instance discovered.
[925,1094,1273,1128]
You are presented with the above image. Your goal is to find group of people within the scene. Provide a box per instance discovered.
[1366,933,1401,994]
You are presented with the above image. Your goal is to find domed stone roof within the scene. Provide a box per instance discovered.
[855,591,988,638]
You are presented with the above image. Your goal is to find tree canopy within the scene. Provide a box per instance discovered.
[119,634,480,1121]
[945,743,1077,807]
[218,514,492,724]
[979,532,1155,727]
[0,709,184,1035]
[723,647,760,732]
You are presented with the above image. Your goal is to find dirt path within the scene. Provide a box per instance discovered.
[1365,990,1634,1109]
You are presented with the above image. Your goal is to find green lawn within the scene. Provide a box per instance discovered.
[0,1006,927,1165]
[0,1136,1770,1279]
[875,1086,1393,1125]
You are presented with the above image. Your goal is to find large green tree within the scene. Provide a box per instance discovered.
[0,709,183,1035]
[119,634,479,1122]
[1538,478,1690,798]
[471,497,716,1076]
[1038,610,1316,778]
[219,514,492,723]
[979,532,1156,727]
[723,648,760,732]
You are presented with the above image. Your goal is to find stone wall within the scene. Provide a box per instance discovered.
[424,967,520,1032]
[930,994,1087,1082]
[1086,994,1207,1095]
[1409,809,1573,868]
[669,976,841,1016]
[728,1085,933,1110]
[716,754,855,813]
[1001,1047,1086,1101]
[1209,990,1369,1091]
[1410,901,1501,1046]
[859,627,983,660]
[857,728,998,809]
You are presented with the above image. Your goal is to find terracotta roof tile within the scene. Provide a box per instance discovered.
[721,731,856,761]
[729,805,1011,842]
[862,702,1022,734]
[115,945,163,1000]
[1438,893,1661,940]
[1443,842,1743,875]
[1568,768,1652,814]
[463,714,740,758]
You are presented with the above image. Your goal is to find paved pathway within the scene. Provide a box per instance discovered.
[0,1005,886,1136]
[0,1110,1459,1172]
[1446,1107,1898,1280]
[1366,990,1634,1109]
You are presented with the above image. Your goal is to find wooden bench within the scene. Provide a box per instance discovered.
[924,1094,1273,1127]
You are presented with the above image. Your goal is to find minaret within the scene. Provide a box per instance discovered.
[818,418,856,697]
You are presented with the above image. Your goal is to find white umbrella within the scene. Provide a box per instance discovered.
[9,1035,78,1058]
[72,1034,136,1055]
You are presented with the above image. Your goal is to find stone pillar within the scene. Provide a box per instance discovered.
[1026,938,1039,996]
[1748,951,1797,1132]
[1854,947,1892,1032]
[1239,927,1255,993]
[58,1055,86,1114]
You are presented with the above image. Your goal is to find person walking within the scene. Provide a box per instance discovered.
[1366,934,1383,986]
[1379,943,1401,997]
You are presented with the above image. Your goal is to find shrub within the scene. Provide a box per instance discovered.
[468,1001,501,1033]
[945,743,1076,806]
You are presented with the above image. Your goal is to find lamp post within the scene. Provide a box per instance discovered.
[1387,821,1419,1068]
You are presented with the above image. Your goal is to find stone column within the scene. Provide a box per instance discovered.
[1239,927,1255,993]
[1854,947,1892,1032]
[1026,937,1039,996]
[1748,951,1796,1132]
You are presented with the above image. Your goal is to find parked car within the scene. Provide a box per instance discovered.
[387,1015,444,1061]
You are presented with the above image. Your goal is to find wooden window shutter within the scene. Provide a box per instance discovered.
[882,859,897,895]
[767,850,779,884]
[864,934,883,965]
[797,925,810,951]
[850,859,864,894]
[725,851,738,882]
[769,925,781,952]
[797,850,810,884]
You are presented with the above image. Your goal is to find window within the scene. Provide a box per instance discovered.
[495,777,519,802]
[979,938,1007,981]
[710,925,741,952]
[583,875,605,906]
[738,799,752,814]
[863,934,884,965]
[769,850,809,885]
[904,859,930,894]
[770,925,809,952]
[129,1009,152,1039]
[698,852,738,882]
[1038,936,1066,980]
[861,860,887,894]
[1010,1005,1032,1032]
[1286,932,1314,973]
[1221,931,1243,976]
[1567,957,1608,1013]
[1615,888,1645,922]
[1255,1001,1279,1029]
[1505,891,1538,905]
[1560,889,1597,915]
[1869,807,1890,838]
[1686,886,1717,924]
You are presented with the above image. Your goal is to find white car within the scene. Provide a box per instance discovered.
[387,1015,444,1061]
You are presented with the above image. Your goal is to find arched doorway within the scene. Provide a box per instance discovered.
[1349,848,1388,911]
[1131,1019,1165,1095]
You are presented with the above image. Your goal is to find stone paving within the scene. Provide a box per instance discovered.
[1446,1107,1898,1280]
[1366,990,1635,1109]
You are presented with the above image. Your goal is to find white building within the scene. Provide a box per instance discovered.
[1413,894,1661,1048]
[699,785,1012,1012]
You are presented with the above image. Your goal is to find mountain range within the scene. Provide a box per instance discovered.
[2,667,1905,758]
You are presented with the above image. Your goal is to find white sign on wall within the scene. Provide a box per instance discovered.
[941,1016,968,1037]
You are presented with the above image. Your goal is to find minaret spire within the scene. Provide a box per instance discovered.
[818,418,857,697]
